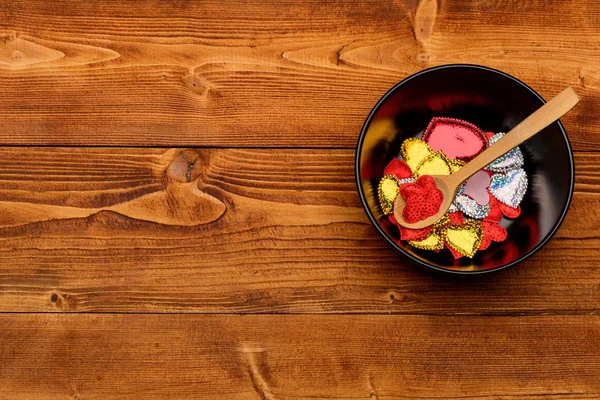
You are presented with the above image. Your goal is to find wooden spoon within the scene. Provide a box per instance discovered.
[393,87,580,229]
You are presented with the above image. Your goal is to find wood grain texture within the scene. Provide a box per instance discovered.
[0,0,598,148]
[0,147,598,313]
[1,314,599,399]
[1,1,599,398]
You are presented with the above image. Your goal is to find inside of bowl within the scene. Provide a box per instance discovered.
[358,66,573,273]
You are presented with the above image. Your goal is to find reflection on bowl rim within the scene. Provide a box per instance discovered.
[354,64,575,275]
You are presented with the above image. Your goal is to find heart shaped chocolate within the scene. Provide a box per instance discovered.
[449,159,466,173]
[489,169,528,209]
[409,231,445,251]
[413,151,452,178]
[445,219,483,258]
[499,202,521,219]
[401,138,433,171]
[486,132,525,172]
[462,170,491,206]
[384,158,413,179]
[400,175,444,223]
[479,221,508,251]
[378,175,400,215]
[454,194,491,219]
[397,223,432,241]
[422,117,487,160]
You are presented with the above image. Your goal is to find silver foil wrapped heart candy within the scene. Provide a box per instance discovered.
[489,169,528,209]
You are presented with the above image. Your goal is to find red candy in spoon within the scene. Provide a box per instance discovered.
[399,175,444,224]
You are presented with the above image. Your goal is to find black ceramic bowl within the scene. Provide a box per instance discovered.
[356,64,574,274]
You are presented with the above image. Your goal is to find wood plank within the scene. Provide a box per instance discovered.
[0,0,598,148]
[1,314,599,399]
[0,147,598,314]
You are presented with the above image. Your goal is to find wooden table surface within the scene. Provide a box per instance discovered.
[1,1,599,398]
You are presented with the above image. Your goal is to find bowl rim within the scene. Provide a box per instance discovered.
[354,63,575,275]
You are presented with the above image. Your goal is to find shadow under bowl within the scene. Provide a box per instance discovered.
[355,64,574,274]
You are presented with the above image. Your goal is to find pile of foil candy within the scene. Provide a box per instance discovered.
[378,117,527,259]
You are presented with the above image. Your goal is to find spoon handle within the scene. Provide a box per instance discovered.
[449,87,580,185]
